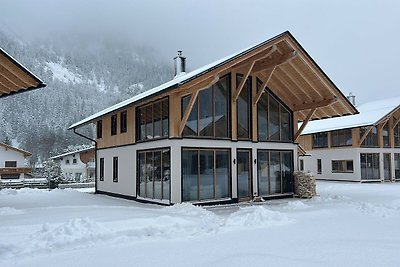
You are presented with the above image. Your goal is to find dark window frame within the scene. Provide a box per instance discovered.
[99,158,104,181]
[120,110,127,134]
[113,156,118,182]
[111,114,118,136]
[332,160,354,173]
[317,159,322,174]
[360,153,380,180]
[312,132,328,148]
[97,120,103,139]
[331,129,352,147]
[4,161,17,167]
[236,74,252,140]
[360,126,379,148]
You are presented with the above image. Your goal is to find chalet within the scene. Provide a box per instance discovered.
[0,143,32,185]
[298,96,400,182]
[69,31,357,205]
[50,146,95,182]
[0,48,45,98]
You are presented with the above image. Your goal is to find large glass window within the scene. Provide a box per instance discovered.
[331,129,352,147]
[360,126,378,147]
[382,123,390,147]
[257,80,292,142]
[182,74,230,138]
[236,74,251,139]
[120,111,127,133]
[182,148,230,202]
[360,153,380,180]
[99,158,104,181]
[137,148,170,201]
[383,153,391,181]
[395,153,400,180]
[312,132,328,148]
[137,98,169,141]
[332,160,354,173]
[257,150,293,196]
[394,123,400,147]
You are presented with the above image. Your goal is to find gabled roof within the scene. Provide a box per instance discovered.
[69,31,357,130]
[0,143,32,157]
[0,48,46,98]
[302,97,400,135]
[50,146,95,160]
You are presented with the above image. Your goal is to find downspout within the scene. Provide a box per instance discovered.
[72,128,98,193]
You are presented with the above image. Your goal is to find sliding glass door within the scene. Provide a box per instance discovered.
[237,149,252,200]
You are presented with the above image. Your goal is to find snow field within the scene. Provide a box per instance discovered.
[1,181,400,267]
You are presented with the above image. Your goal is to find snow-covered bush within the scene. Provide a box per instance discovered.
[43,159,65,188]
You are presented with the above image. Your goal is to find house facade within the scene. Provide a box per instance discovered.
[51,147,95,182]
[0,143,32,185]
[70,31,357,204]
[298,97,400,182]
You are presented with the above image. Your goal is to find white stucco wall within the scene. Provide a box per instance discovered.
[0,146,29,180]
[301,147,400,182]
[96,139,297,204]
[57,153,87,181]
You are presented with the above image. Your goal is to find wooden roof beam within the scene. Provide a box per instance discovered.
[233,61,255,101]
[0,59,35,87]
[292,97,338,112]
[294,108,316,141]
[232,45,277,72]
[252,50,298,74]
[392,116,400,130]
[253,67,276,105]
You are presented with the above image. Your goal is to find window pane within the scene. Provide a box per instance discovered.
[199,150,214,200]
[373,153,380,179]
[258,151,269,195]
[282,152,293,193]
[269,152,281,194]
[384,153,391,181]
[139,153,145,197]
[237,75,250,139]
[214,76,229,138]
[139,107,146,141]
[280,107,291,141]
[162,150,170,200]
[182,96,198,136]
[162,99,169,137]
[215,150,229,199]
[360,154,367,179]
[182,150,198,201]
[257,94,268,141]
[198,88,213,137]
[145,105,153,139]
[383,123,390,147]
[269,96,280,141]
[153,101,162,138]
[146,152,153,198]
[153,151,162,200]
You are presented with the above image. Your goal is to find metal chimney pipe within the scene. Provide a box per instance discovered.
[174,51,186,78]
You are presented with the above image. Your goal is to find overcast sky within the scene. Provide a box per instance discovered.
[2,0,399,104]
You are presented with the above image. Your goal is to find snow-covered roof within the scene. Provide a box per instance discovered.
[50,146,95,160]
[0,142,32,157]
[302,97,400,135]
[69,32,289,129]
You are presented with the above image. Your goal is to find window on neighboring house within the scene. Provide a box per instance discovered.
[182,74,230,138]
[99,158,104,181]
[75,172,82,181]
[113,157,118,182]
[111,114,118,136]
[360,126,379,147]
[312,132,328,148]
[97,120,103,139]
[257,78,292,142]
[72,158,77,164]
[317,159,322,174]
[331,129,352,147]
[394,123,400,147]
[66,159,70,165]
[120,111,127,133]
[4,161,17,167]
[137,98,169,141]
[382,123,390,147]
[236,74,252,140]
[360,153,380,180]
[332,160,354,173]
[299,159,304,171]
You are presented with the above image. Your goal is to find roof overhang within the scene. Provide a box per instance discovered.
[0,48,46,98]
[70,31,358,130]
[0,142,32,157]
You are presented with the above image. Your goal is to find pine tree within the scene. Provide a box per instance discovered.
[43,159,64,188]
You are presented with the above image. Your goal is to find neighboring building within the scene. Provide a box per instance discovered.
[298,97,400,182]
[0,143,32,185]
[0,48,46,98]
[69,31,357,205]
[50,147,95,182]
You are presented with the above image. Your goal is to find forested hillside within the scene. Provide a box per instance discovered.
[0,31,173,163]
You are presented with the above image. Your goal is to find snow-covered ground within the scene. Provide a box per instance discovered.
[1,181,399,267]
